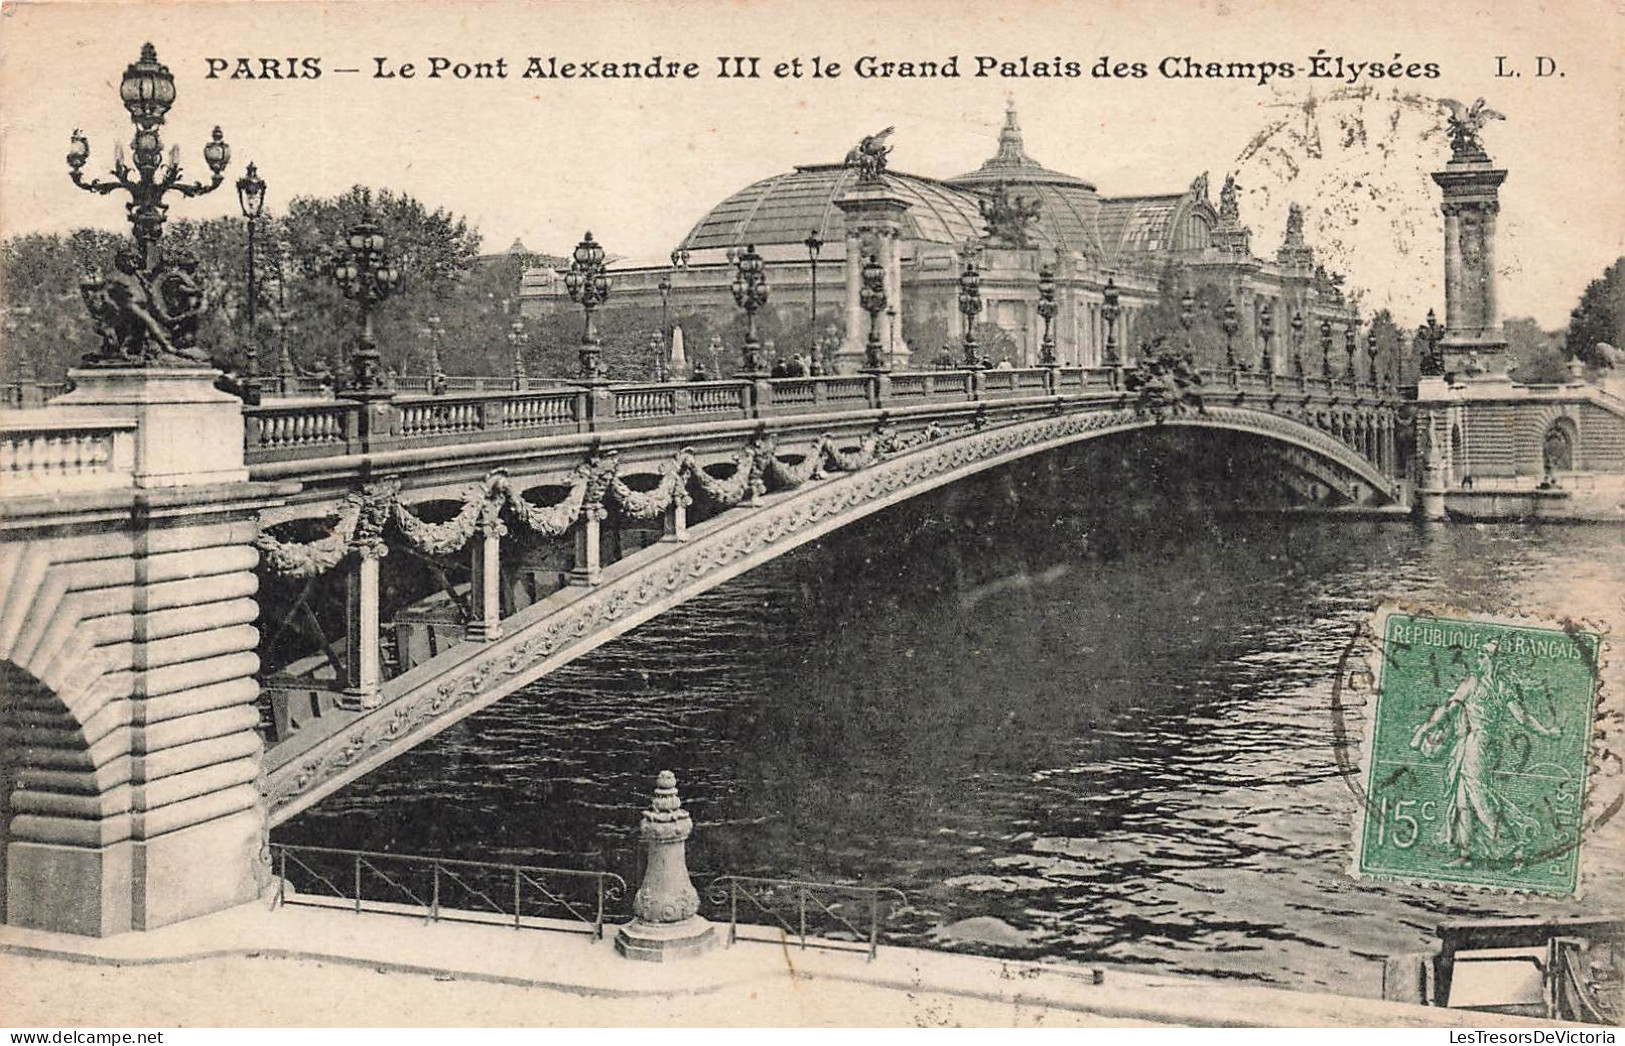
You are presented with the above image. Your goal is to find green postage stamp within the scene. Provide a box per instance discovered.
[1353,606,1604,895]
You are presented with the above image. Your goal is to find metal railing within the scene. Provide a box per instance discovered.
[707,875,909,960]
[271,843,628,939]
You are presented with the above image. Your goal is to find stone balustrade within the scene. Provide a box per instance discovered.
[0,412,138,495]
[241,366,1397,469]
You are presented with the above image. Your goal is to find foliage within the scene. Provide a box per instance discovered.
[1131,264,1236,370]
[1367,309,1410,387]
[0,185,506,384]
[1504,317,1571,384]
[1563,257,1622,368]
[0,230,124,381]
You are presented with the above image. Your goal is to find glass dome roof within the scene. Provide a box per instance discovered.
[675,164,988,253]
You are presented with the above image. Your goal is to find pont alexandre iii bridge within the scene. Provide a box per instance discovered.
[0,362,1402,936]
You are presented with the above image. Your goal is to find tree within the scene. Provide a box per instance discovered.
[0,230,124,382]
[1367,308,1410,387]
[1564,257,1623,367]
[1504,317,1570,384]
[0,185,499,385]
[1132,263,1234,370]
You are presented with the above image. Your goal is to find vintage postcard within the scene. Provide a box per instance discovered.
[0,0,1622,1033]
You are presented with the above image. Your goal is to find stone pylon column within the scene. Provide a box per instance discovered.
[1431,126,1509,378]
[841,229,864,371]
[615,770,717,961]
[834,179,912,375]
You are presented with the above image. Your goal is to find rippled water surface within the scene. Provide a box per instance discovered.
[281,437,1625,998]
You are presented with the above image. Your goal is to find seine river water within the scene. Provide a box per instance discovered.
[278,434,1625,999]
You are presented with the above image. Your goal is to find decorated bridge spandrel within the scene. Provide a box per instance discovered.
[241,366,1405,826]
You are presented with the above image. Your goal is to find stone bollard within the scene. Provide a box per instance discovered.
[615,770,717,961]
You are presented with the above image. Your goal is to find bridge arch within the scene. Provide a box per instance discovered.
[264,402,1398,824]
[0,524,270,935]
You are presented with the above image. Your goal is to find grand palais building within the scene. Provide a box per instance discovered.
[519,103,1356,374]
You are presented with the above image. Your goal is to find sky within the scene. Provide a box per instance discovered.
[1,0,1620,329]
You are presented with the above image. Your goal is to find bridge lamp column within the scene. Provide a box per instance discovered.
[1345,320,1359,388]
[509,320,528,390]
[1291,311,1306,387]
[565,231,611,384]
[1101,277,1121,370]
[804,230,824,374]
[423,313,448,393]
[958,261,983,369]
[1036,264,1059,369]
[731,243,769,377]
[235,161,266,379]
[1320,317,1334,379]
[1221,297,1240,376]
[333,197,401,398]
[1366,326,1380,390]
[657,269,673,352]
[860,253,890,373]
[1418,308,1444,378]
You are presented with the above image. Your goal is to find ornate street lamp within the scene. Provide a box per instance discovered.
[1036,264,1059,368]
[68,44,231,270]
[564,231,611,382]
[1101,277,1121,368]
[67,43,232,368]
[804,229,824,374]
[860,253,889,372]
[332,194,401,396]
[1320,317,1334,378]
[958,261,983,368]
[730,243,769,376]
[1418,308,1444,377]
[1366,325,1380,388]
[1259,305,1276,383]
[509,319,528,390]
[1291,310,1306,383]
[1345,320,1359,387]
[1222,298,1240,373]
[235,161,266,377]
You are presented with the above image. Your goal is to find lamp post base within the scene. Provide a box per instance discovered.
[614,916,719,962]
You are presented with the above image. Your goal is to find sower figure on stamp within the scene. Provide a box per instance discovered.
[1409,639,1561,869]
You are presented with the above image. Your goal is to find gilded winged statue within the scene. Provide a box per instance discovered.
[845,126,895,181]
[1439,97,1504,160]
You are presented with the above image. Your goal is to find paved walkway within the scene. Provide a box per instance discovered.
[0,896,1561,1028]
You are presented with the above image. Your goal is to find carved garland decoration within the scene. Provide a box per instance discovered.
[255,428,934,578]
